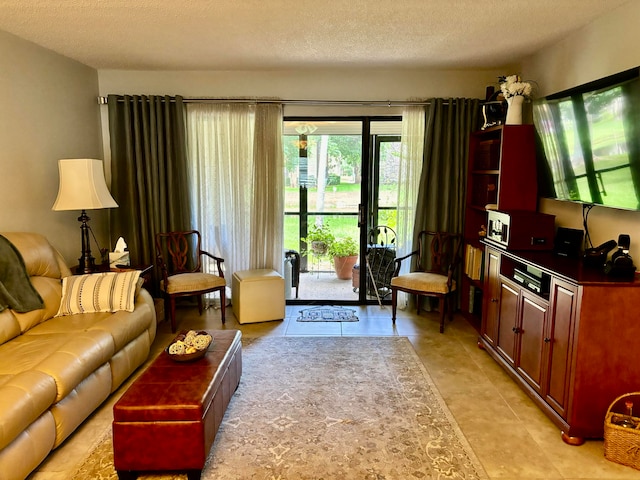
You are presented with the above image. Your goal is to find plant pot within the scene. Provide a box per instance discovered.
[333,255,358,280]
[311,241,327,255]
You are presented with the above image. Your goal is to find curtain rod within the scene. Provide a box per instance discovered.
[97,96,437,107]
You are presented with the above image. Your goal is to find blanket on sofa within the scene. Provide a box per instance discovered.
[0,234,44,312]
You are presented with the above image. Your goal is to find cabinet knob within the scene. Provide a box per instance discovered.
[512,326,521,334]
[544,337,551,343]
[491,298,498,303]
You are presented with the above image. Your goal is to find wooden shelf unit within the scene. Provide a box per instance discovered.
[461,125,538,329]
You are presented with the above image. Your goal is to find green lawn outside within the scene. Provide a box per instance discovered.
[284,183,398,252]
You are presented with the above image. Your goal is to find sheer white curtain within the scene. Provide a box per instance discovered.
[395,105,426,309]
[251,104,284,269]
[186,103,284,290]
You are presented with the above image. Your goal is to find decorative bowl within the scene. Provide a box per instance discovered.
[166,330,213,362]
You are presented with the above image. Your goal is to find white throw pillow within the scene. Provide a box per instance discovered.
[56,271,142,316]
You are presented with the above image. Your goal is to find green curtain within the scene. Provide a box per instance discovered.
[107,94,191,293]
[413,98,481,236]
[411,98,480,311]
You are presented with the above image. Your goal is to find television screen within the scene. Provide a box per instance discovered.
[533,67,640,211]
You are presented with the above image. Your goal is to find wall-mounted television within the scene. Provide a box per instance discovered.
[533,67,640,211]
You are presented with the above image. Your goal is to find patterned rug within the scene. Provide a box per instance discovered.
[72,337,487,480]
[296,305,359,322]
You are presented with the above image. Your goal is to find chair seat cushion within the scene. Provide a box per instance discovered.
[161,272,226,294]
[390,272,456,294]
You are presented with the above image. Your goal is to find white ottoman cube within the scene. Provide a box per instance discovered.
[232,269,285,324]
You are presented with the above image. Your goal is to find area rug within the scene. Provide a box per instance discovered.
[296,305,359,322]
[72,336,487,480]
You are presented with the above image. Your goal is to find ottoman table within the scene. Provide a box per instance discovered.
[231,268,285,324]
[112,329,242,480]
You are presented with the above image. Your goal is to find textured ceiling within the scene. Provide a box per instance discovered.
[0,0,629,70]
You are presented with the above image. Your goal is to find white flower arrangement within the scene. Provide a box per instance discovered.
[500,75,533,99]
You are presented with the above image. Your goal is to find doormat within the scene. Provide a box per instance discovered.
[297,306,359,322]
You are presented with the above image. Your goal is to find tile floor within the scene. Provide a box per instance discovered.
[30,304,640,479]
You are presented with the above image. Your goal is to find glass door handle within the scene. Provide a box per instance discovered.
[358,204,364,227]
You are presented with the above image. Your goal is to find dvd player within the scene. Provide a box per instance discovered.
[513,267,549,295]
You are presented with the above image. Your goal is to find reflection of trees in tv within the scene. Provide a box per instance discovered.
[534,67,640,211]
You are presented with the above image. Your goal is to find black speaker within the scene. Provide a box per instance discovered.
[554,227,584,258]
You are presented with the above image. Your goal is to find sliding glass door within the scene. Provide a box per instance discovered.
[283,118,401,304]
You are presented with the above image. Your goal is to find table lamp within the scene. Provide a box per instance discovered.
[52,159,118,273]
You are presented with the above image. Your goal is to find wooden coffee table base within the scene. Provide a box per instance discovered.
[112,330,242,479]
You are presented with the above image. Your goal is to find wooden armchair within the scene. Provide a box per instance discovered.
[390,230,462,333]
[155,230,226,332]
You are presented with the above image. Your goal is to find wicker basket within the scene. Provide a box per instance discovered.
[604,392,640,470]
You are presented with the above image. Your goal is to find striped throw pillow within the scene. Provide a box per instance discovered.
[56,271,142,316]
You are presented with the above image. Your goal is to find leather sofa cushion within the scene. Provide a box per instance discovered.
[0,233,61,280]
[0,411,56,480]
[0,333,68,375]
[87,298,153,352]
[50,363,112,448]
[32,292,153,353]
[30,330,115,401]
[0,330,115,402]
[0,371,57,450]
[0,310,20,345]
[12,277,62,333]
[109,332,152,392]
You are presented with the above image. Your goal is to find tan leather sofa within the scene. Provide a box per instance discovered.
[0,232,156,480]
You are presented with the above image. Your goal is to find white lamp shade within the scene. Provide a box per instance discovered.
[52,159,118,211]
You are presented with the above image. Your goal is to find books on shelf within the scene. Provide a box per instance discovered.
[464,244,484,281]
[468,285,483,315]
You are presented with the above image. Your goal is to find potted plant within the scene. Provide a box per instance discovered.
[301,224,335,257]
[327,236,359,280]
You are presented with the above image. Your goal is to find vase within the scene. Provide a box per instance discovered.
[505,95,525,125]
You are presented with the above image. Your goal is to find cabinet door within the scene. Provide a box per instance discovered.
[545,279,578,417]
[517,291,550,395]
[481,248,501,346]
[496,280,519,367]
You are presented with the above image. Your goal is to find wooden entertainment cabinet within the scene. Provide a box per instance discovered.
[479,242,640,444]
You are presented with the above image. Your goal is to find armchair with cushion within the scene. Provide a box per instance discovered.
[155,230,226,332]
[390,230,462,333]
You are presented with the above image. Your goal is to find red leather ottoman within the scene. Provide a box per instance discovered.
[112,330,242,480]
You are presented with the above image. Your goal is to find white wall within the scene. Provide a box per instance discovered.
[0,29,105,265]
[522,1,640,255]
[97,66,512,184]
[98,67,509,101]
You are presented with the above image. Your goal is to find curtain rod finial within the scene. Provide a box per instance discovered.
[97,96,108,105]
